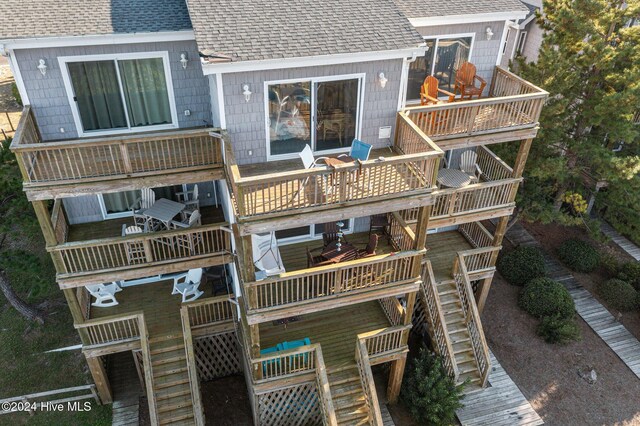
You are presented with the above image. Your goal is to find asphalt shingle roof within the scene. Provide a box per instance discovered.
[394,0,530,18]
[185,0,425,62]
[0,0,192,40]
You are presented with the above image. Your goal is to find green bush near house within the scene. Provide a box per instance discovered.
[401,349,465,426]
[616,262,640,292]
[497,246,546,286]
[596,278,640,312]
[519,278,575,320]
[537,314,581,344]
[556,239,600,273]
[11,82,23,106]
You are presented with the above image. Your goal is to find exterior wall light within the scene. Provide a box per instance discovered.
[486,26,494,40]
[180,52,189,69]
[378,72,388,88]
[242,84,252,102]
[37,58,47,76]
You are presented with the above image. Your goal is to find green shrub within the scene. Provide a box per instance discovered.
[596,278,640,312]
[557,239,600,272]
[537,314,581,344]
[11,82,22,106]
[497,246,546,286]
[519,278,575,319]
[600,252,621,277]
[401,349,465,425]
[616,262,640,291]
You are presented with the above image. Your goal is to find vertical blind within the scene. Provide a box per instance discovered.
[68,57,172,132]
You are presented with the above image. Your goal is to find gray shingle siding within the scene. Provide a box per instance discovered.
[14,40,212,141]
[222,59,404,165]
[63,196,103,225]
[415,21,506,87]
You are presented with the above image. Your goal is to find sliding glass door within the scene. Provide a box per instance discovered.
[266,75,362,159]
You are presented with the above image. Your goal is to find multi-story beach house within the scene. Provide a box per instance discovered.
[1,0,547,424]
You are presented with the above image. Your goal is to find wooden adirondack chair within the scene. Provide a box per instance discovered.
[454,62,487,100]
[420,75,455,105]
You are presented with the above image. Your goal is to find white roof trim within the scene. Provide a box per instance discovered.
[519,11,539,28]
[0,30,195,50]
[201,46,427,74]
[409,11,528,27]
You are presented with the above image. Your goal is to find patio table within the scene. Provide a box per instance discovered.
[321,241,358,263]
[437,168,471,189]
[143,198,186,229]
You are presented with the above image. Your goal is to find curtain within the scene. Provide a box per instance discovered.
[68,61,127,131]
[152,185,181,201]
[118,58,172,127]
[103,190,140,214]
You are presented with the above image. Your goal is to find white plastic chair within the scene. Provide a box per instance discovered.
[292,144,330,202]
[86,283,122,307]
[131,188,161,230]
[172,268,204,303]
[459,150,483,183]
[252,232,285,278]
[177,184,200,215]
[169,210,202,253]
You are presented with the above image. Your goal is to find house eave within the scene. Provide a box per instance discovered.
[408,11,529,27]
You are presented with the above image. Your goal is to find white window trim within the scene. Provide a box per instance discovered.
[58,51,179,138]
[405,33,476,105]
[98,194,134,220]
[276,219,355,246]
[264,73,366,161]
[516,31,528,55]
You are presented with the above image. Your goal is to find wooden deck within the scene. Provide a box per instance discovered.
[68,205,225,242]
[456,350,544,426]
[260,301,391,368]
[109,352,142,426]
[507,223,640,379]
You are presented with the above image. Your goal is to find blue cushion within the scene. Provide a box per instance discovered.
[281,338,311,350]
[350,139,372,161]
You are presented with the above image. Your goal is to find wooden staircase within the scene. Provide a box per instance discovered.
[437,279,482,387]
[327,364,371,426]
[149,334,197,425]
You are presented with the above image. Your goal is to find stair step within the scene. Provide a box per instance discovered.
[452,339,472,354]
[329,375,359,388]
[458,364,480,375]
[153,361,188,377]
[150,338,185,355]
[158,395,193,413]
[152,352,186,366]
[336,404,370,423]
[439,292,461,305]
[455,352,476,365]
[156,387,191,402]
[158,405,195,425]
[457,371,482,384]
[154,371,190,389]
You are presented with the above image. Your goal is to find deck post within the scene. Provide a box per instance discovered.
[85,354,112,404]
[413,205,431,250]
[63,288,90,343]
[386,354,407,404]
[476,277,493,314]
[31,200,66,272]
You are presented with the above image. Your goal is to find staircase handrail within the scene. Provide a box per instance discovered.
[180,306,206,426]
[355,339,384,425]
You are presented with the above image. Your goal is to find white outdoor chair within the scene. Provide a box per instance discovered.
[177,184,200,215]
[459,150,483,183]
[131,188,161,231]
[122,226,146,264]
[86,283,122,307]
[169,210,202,253]
[252,232,285,279]
[291,144,329,203]
[172,268,204,303]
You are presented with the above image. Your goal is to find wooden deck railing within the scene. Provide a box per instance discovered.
[184,295,235,328]
[244,251,423,312]
[10,106,223,184]
[452,255,491,387]
[476,145,514,181]
[358,325,411,361]
[404,67,548,140]
[0,385,99,415]
[379,296,405,326]
[419,260,459,380]
[75,312,142,346]
[50,223,232,277]
[180,307,206,425]
[314,348,338,426]
[460,246,501,277]
[459,221,494,248]
[355,339,384,425]
[51,199,69,244]
[225,123,443,219]
[388,211,416,252]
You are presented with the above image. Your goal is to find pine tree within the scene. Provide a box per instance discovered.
[513,0,640,230]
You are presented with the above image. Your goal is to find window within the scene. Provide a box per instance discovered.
[275,219,354,244]
[266,75,363,159]
[406,36,473,102]
[516,31,528,55]
[62,53,177,136]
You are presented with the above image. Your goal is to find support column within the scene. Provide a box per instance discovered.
[413,205,431,250]
[387,354,407,404]
[475,276,493,314]
[85,354,112,404]
[31,200,65,272]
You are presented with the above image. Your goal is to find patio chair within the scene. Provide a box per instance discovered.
[369,214,390,237]
[171,268,204,303]
[307,246,333,268]
[454,62,487,100]
[252,232,285,278]
[459,150,483,183]
[338,139,372,162]
[169,210,202,253]
[86,282,122,307]
[131,188,161,231]
[420,75,456,105]
[177,184,200,215]
[357,233,379,259]
[122,226,146,264]
[321,222,348,248]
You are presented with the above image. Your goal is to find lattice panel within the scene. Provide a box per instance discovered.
[194,332,242,381]
[471,280,480,295]
[412,301,428,336]
[257,382,322,426]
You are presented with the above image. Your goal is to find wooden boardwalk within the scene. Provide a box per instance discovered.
[380,402,395,426]
[507,223,640,379]
[456,351,543,426]
[600,221,640,261]
[110,352,142,426]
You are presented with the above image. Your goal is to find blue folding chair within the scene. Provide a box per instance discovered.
[340,139,372,162]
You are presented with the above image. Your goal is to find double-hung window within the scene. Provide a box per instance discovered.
[406,36,474,103]
[61,52,177,136]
